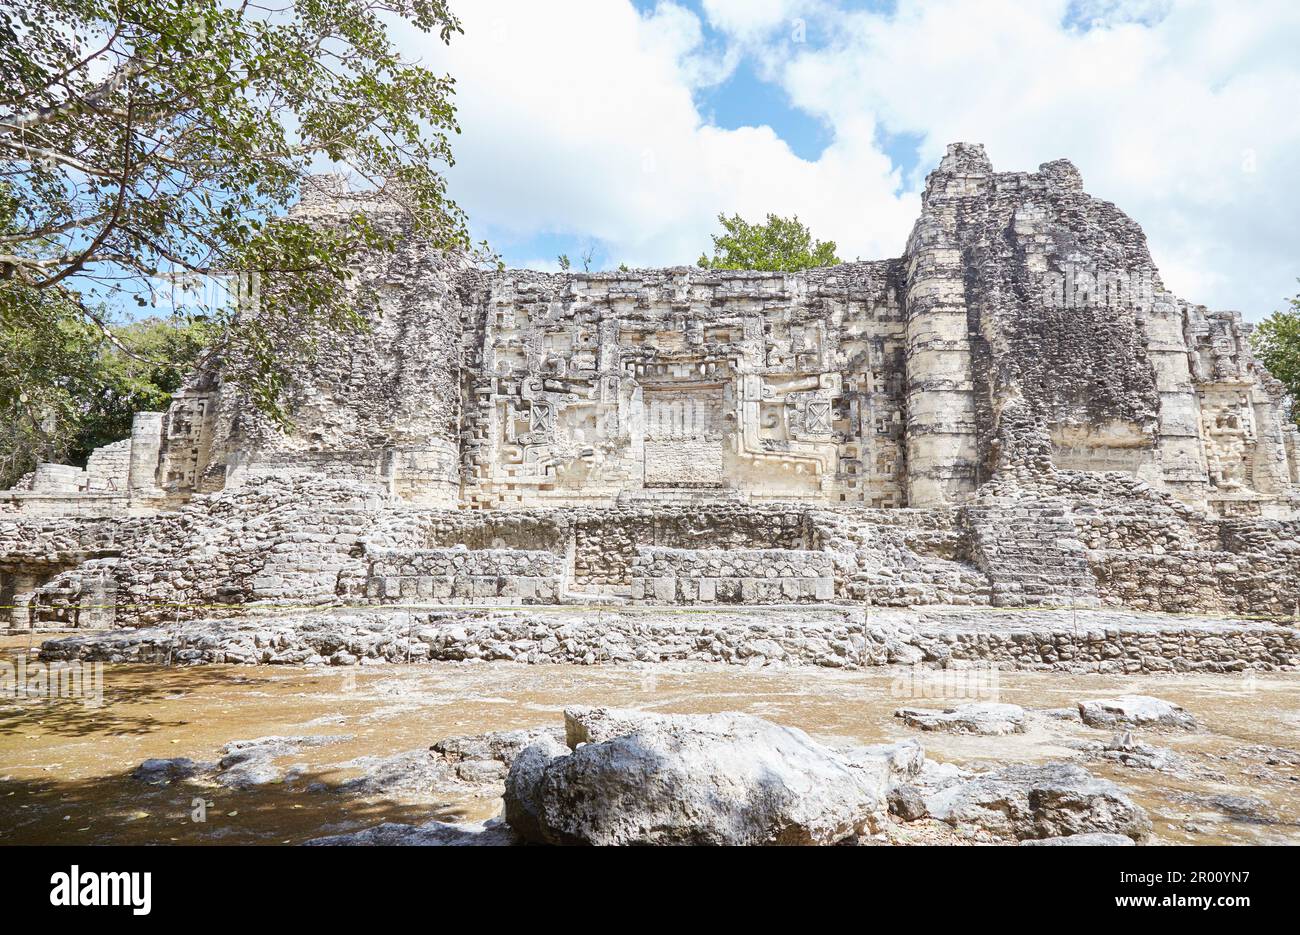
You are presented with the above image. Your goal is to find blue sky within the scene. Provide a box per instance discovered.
[625,0,923,169]
[97,1,1300,323]
[389,0,1300,321]
[478,0,925,273]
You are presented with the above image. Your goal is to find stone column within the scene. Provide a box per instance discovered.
[5,572,38,630]
[127,411,165,495]
[1142,296,1209,500]
[389,441,461,507]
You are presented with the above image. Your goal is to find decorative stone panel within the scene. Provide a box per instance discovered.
[630,546,836,604]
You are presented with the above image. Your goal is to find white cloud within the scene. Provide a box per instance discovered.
[391,0,1300,319]
[700,0,820,44]
[392,0,914,268]
[772,0,1300,317]
[641,2,739,89]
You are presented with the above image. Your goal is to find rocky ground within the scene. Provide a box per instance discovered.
[35,605,1300,673]
[3,642,1296,846]
[130,705,1156,846]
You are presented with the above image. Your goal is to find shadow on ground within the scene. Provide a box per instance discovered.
[0,764,483,845]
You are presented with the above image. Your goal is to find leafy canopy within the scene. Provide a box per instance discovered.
[0,0,472,422]
[74,315,216,456]
[0,308,212,489]
[697,213,841,272]
[1251,290,1300,427]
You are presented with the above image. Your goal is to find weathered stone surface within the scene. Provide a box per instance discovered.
[1171,792,1276,823]
[502,734,572,845]
[1043,707,1083,721]
[1020,833,1136,846]
[844,738,927,781]
[895,702,1027,735]
[888,785,929,821]
[38,606,1300,674]
[923,762,1152,842]
[1078,696,1198,730]
[1090,731,1182,771]
[433,726,564,770]
[328,750,450,796]
[215,734,352,789]
[130,757,208,785]
[305,818,518,846]
[3,144,1299,638]
[505,708,893,845]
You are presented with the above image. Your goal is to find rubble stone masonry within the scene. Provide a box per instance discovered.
[3,147,1298,642]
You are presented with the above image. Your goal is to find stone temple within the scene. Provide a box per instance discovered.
[4,144,1300,664]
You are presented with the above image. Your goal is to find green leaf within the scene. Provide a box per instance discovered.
[696,213,842,272]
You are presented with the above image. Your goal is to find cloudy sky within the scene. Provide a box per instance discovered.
[392,0,1300,320]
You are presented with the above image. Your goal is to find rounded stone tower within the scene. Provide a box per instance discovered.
[901,143,987,506]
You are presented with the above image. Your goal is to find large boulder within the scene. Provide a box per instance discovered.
[923,762,1151,842]
[1077,696,1196,730]
[502,734,572,844]
[504,707,894,845]
[895,702,1027,735]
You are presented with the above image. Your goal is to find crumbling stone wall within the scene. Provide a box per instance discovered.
[39,607,1300,673]
[0,412,169,518]
[1,148,1297,631]
[907,610,1300,673]
[14,477,386,628]
[359,502,813,590]
[961,502,1098,608]
[0,515,144,628]
[3,469,1296,630]
[908,143,1297,518]
[807,508,990,606]
[631,546,835,604]
[570,507,811,588]
[6,149,1297,520]
[344,547,563,605]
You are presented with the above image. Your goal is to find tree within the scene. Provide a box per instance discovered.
[72,315,216,458]
[0,286,99,486]
[0,0,473,422]
[0,309,212,488]
[697,213,841,272]
[1252,290,1300,427]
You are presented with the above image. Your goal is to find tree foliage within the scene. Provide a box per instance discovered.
[74,315,215,456]
[0,284,96,485]
[1252,290,1300,427]
[0,310,212,488]
[0,0,471,422]
[697,213,841,272]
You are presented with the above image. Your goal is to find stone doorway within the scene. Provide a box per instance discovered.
[642,385,726,488]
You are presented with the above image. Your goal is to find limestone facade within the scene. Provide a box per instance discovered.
[2,145,1298,632]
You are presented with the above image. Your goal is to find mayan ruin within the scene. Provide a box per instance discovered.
[4,143,1297,643]
[10,0,1300,899]
[4,139,1299,856]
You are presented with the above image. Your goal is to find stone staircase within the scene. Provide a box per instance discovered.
[962,502,1099,608]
